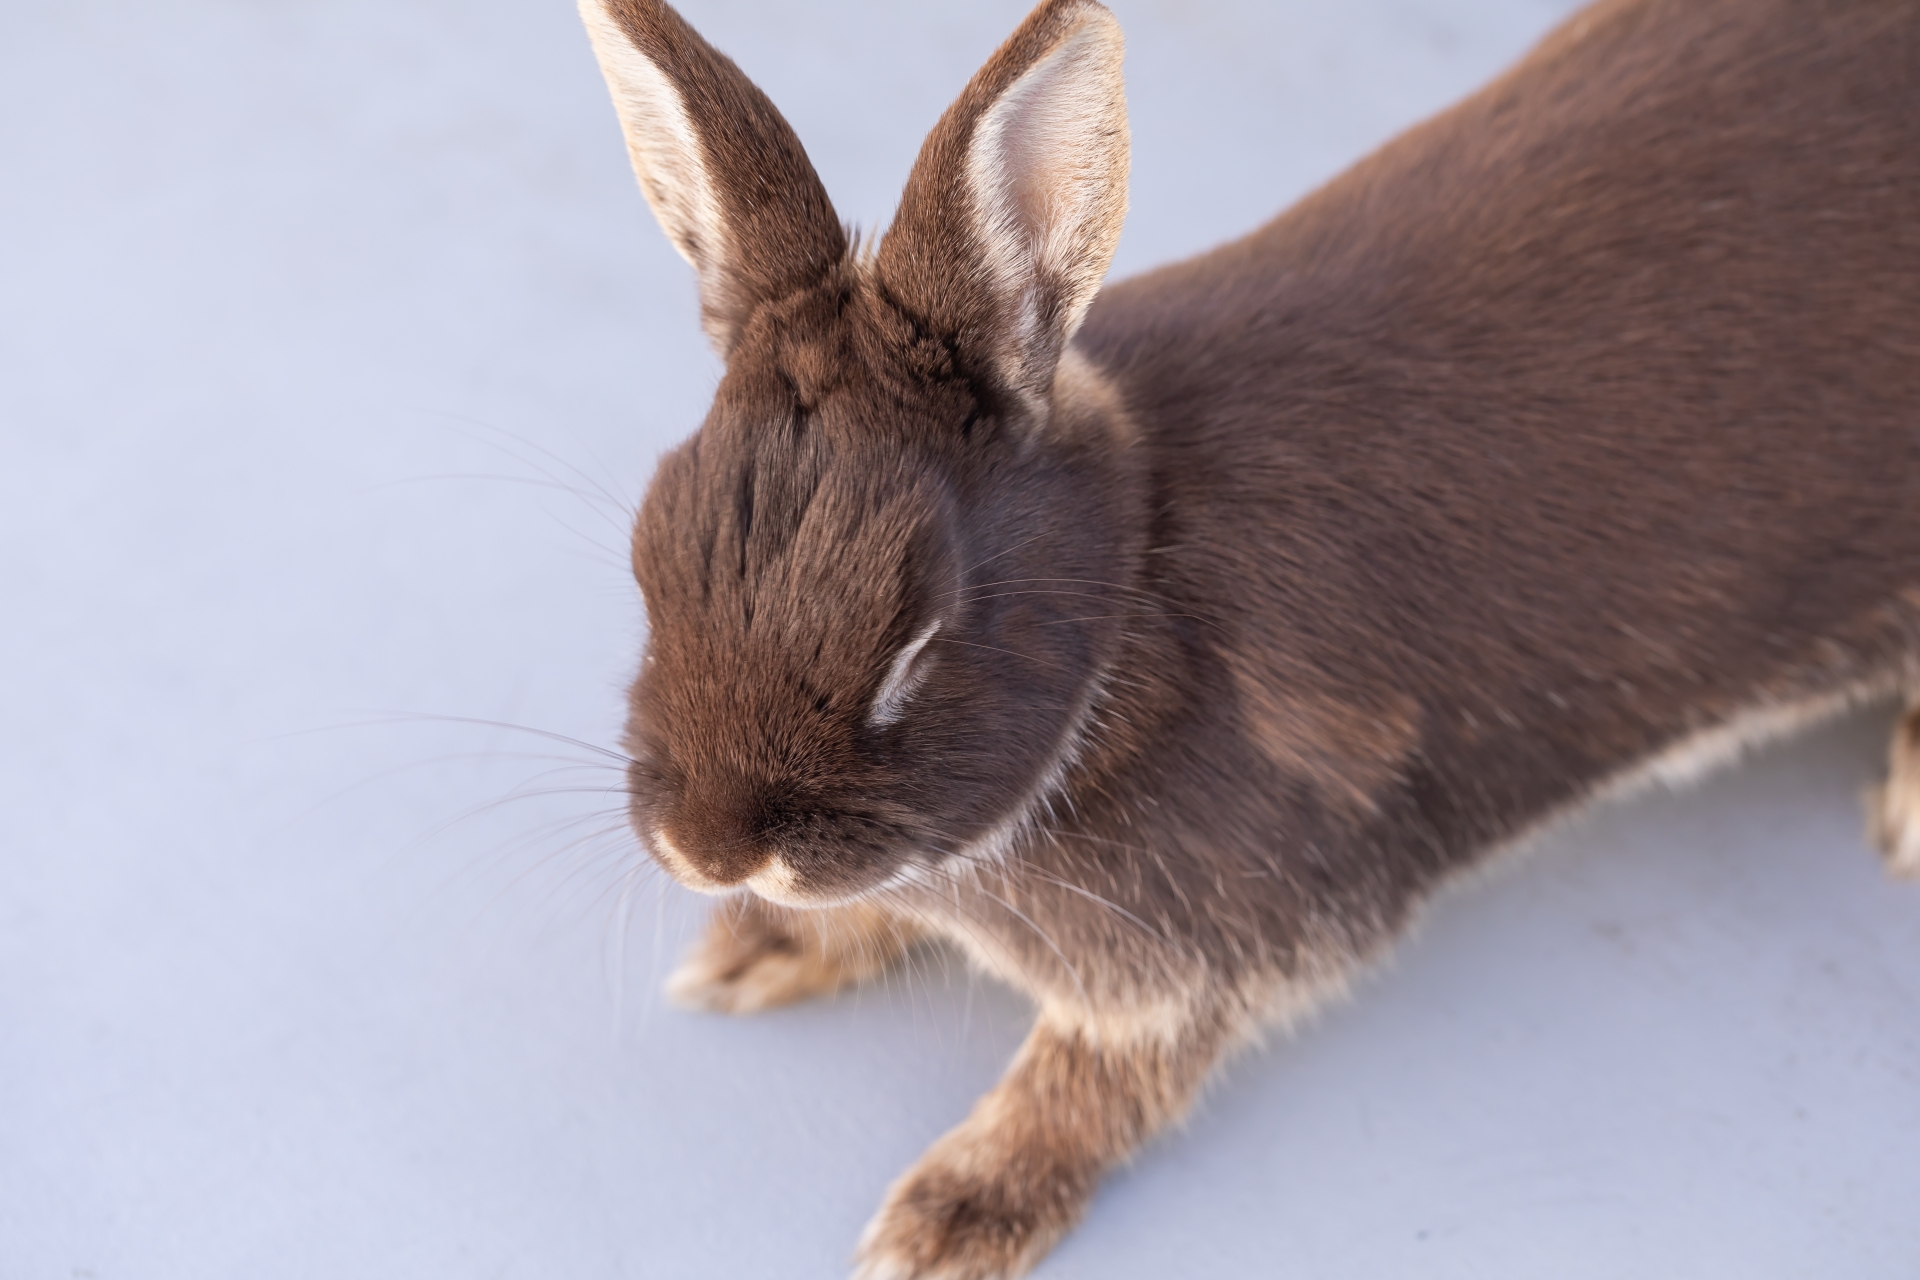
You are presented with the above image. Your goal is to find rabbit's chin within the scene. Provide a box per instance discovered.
[741,857,867,909]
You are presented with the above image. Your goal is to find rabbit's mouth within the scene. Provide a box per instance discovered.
[643,817,914,907]
[742,855,829,908]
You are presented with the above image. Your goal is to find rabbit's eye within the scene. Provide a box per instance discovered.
[867,621,942,728]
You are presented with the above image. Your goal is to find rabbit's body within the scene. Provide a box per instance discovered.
[578,0,1920,1274]
[915,0,1920,1011]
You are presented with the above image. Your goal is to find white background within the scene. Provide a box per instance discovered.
[6,1,1918,1276]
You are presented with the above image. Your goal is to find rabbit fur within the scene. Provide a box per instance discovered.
[575,0,1920,1274]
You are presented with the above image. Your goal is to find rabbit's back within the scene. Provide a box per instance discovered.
[1075,0,1920,826]
[1025,0,1920,988]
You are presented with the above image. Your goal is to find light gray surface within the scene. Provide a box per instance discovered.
[6,1,1918,1276]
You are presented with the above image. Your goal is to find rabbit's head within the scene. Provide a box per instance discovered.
[584,0,1136,905]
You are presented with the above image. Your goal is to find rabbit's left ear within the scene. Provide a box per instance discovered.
[876,0,1128,412]
[579,0,846,354]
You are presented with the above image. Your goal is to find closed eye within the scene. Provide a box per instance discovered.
[867,621,942,727]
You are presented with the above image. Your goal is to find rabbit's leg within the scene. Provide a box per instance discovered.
[1869,698,1920,879]
[855,997,1229,1280]
[666,895,922,1013]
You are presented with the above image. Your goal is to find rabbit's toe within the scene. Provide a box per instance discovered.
[666,931,824,1013]
[853,1127,1090,1280]
[667,896,914,1014]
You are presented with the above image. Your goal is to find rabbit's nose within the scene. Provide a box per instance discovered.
[648,814,776,891]
[646,825,723,891]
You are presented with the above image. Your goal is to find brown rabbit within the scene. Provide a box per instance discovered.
[576,0,1920,1274]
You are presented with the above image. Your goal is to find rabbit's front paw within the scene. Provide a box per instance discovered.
[852,1122,1092,1280]
[666,896,914,1014]
[665,926,820,1014]
[854,1003,1224,1277]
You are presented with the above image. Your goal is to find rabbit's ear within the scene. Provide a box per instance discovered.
[579,0,846,353]
[876,0,1127,412]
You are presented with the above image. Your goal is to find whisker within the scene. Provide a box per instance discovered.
[428,411,637,523]
[1006,860,1172,948]
[898,850,1090,1004]
[944,576,1203,610]
[1034,612,1205,626]
[317,712,636,766]
[928,636,1067,672]
[958,530,1053,578]
[292,752,622,822]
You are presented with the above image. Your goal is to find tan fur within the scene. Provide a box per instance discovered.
[1870,700,1920,879]
[1047,346,1139,451]
[1230,661,1424,817]
[1609,682,1902,802]
[743,854,811,904]
[667,894,922,1014]
[854,999,1226,1280]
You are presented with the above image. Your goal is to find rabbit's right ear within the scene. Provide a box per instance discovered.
[876,0,1128,415]
[579,0,846,354]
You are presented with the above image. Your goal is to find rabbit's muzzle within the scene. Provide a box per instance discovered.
[636,771,914,908]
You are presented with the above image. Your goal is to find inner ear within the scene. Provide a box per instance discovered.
[875,1,1129,410]
[967,17,1129,366]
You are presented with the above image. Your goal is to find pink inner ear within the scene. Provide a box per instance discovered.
[994,53,1082,245]
[962,14,1128,380]
[979,26,1111,259]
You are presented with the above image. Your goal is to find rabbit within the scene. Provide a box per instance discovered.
[575,0,1920,1274]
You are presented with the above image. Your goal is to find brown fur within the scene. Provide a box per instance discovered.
[575,0,1920,1274]
[858,1003,1229,1280]
[582,0,845,349]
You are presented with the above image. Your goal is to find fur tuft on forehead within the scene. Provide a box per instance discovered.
[634,418,954,666]
[713,270,991,447]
